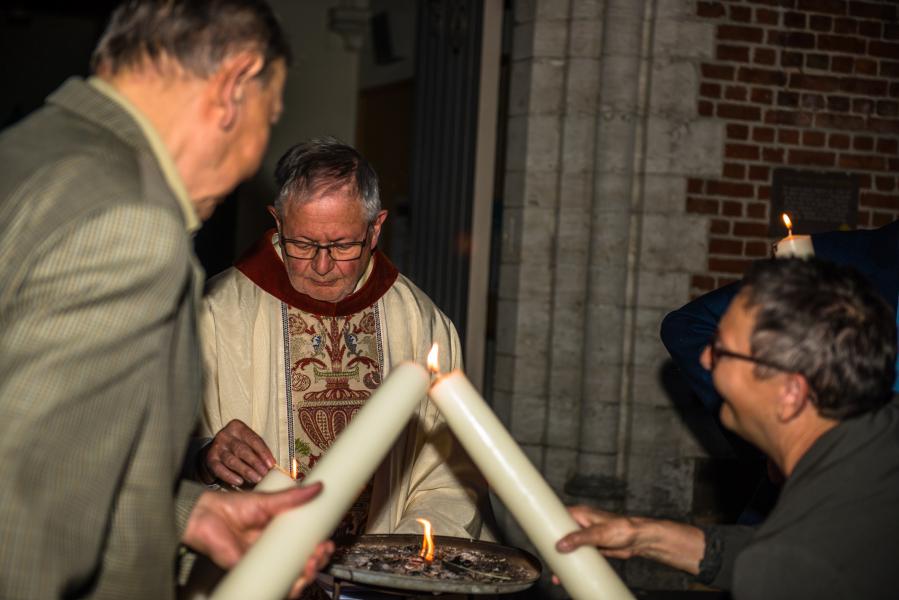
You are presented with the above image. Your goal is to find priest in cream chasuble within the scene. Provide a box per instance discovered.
[197,138,488,539]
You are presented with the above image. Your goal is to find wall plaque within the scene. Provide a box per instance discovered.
[769,168,858,236]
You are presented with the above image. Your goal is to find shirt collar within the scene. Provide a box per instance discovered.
[88,77,200,233]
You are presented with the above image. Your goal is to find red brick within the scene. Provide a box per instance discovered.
[876,138,898,154]
[739,67,787,86]
[890,158,899,171]
[697,1,726,18]
[708,180,755,198]
[718,276,740,287]
[858,21,881,38]
[753,127,775,143]
[849,1,897,20]
[710,219,730,234]
[814,112,866,129]
[710,236,743,253]
[852,98,875,114]
[882,62,899,79]
[829,133,851,149]
[723,163,746,179]
[700,83,721,98]
[778,129,800,144]
[745,240,769,256]
[758,185,772,200]
[858,174,873,188]
[781,51,803,68]
[687,178,704,194]
[831,56,854,73]
[892,83,899,98]
[709,257,753,274]
[877,101,899,118]
[788,149,836,166]
[756,8,780,25]
[749,165,771,181]
[691,275,716,292]
[730,5,752,22]
[751,88,774,104]
[817,34,865,54]
[802,131,826,147]
[870,41,899,60]
[763,147,785,163]
[827,95,850,112]
[809,15,833,32]
[733,221,770,237]
[780,31,817,49]
[721,201,744,217]
[833,17,857,34]
[855,58,877,76]
[872,211,899,226]
[726,123,749,140]
[718,103,761,121]
[800,93,826,111]
[857,210,872,227]
[765,109,813,126]
[789,73,841,92]
[839,154,887,170]
[747,202,768,218]
[699,100,714,116]
[726,143,761,160]
[687,196,719,214]
[853,136,874,151]
[886,24,899,40]
[784,11,806,28]
[868,117,899,134]
[778,91,799,107]
[702,64,735,81]
[805,54,829,70]
[724,85,749,101]
[860,192,899,209]
[718,44,751,62]
[797,0,847,15]
[875,177,896,192]
[754,48,777,65]
[841,78,888,96]
[720,24,764,43]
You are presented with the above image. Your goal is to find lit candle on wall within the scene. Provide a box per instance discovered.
[426,346,633,600]
[774,213,814,258]
[211,362,431,600]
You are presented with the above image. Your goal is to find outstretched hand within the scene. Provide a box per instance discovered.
[183,483,335,597]
[200,419,276,486]
[556,505,643,559]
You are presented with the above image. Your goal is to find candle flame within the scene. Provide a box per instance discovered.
[416,518,435,562]
[781,213,793,236]
[291,457,298,480]
[427,343,439,375]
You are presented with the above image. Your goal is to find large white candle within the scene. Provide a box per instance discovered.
[211,362,430,600]
[774,213,814,258]
[254,464,296,492]
[429,370,634,600]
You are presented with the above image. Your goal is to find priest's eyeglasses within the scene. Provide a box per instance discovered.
[707,333,791,372]
[279,227,371,261]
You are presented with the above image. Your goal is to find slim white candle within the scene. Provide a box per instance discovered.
[211,362,431,600]
[429,370,634,600]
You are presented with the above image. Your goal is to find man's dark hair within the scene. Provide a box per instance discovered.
[274,136,381,222]
[742,258,896,419]
[91,0,291,78]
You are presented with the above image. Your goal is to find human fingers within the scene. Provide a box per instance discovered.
[288,542,335,600]
[257,482,324,515]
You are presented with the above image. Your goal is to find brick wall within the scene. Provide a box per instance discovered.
[688,0,899,295]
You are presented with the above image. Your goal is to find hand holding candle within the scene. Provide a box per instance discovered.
[774,213,814,258]
[426,346,633,600]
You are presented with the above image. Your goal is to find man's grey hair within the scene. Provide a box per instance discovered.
[273,137,381,222]
[91,0,291,79]
[741,258,896,420]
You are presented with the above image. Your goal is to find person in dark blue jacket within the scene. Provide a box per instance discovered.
[661,219,899,415]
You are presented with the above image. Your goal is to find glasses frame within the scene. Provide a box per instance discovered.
[278,225,372,262]
[707,333,792,373]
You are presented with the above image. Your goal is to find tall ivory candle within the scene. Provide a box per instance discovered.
[430,370,634,600]
[211,362,430,600]
[773,234,814,258]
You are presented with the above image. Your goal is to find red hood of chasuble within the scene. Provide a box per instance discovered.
[235,228,400,315]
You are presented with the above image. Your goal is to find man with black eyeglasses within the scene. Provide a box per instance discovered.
[555,258,899,599]
[194,137,489,544]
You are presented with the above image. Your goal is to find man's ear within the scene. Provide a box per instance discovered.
[777,373,811,422]
[213,51,265,129]
[369,209,388,249]
[267,205,281,230]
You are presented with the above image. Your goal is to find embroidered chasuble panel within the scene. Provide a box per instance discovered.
[284,304,384,537]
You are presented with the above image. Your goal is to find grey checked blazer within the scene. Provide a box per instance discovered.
[0,78,206,599]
